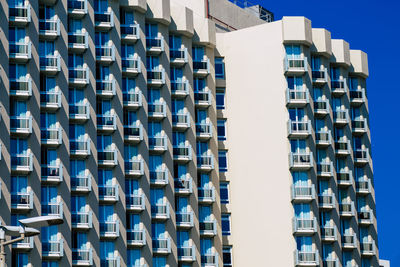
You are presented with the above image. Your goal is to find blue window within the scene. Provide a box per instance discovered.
[220,182,229,204]
[127,249,141,266]
[217,120,226,141]
[215,57,225,79]
[221,214,231,235]
[13,253,28,267]
[42,261,58,267]
[153,256,166,267]
[218,150,227,172]
[223,246,233,267]
[216,91,225,110]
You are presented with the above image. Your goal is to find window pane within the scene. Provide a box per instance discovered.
[216,91,225,110]
[218,150,227,172]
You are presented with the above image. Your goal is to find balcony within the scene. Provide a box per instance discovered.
[292,217,317,235]
[11,153,33,173]
[96,79,116,97]
[350,89,366,106]
[351,118,367,135]
[39,18,60,39]
[40,54,61,74]
[335,140,351,156]
[12,237,34,251]
[342,233,357,249]
[312,68,328,84]
[171,80,190,98]
[95,11,114,30]
[323,258,339,267]
[69,67,89,87]
[286,88,310,107]
[122,57,141,76]
[123,90,142,109]
[42,239,64,259]
[96,45,116,64]
[178,244,196,262]
[42,201,63,218]
[41,90,62,110]
[170,48,188,66]
[317,162,333,177]
[198,186,216,204]
[41,163,63,183]
[124,124,144,143]
[193,58,211,77]
[318,193,335,209]
[125,158,144,177]
[9,4,31,25]
[151,203,170,220]
[71,174,92,193]
[97,114,117,132]
[68,0,88,17]
[41,127,62,146]
[354,148,370,165]
[11,191,33,211]
[146,36,164,54]
[284,55,308,75]
[70,138,91,157]
[331,78,348,95]
[173,145,193,162]
[200,220,217,236]
[195,90,212,107]
[289,152,313,170]
[294,250,319,266]
[337,170,353,186]
[127,229,146,247]
[201,252,218,267]
[121,23,140,42]
[99,184,119,202]
[100,220,120,239]
[72,211,93,229]
[150,169,169,186]
[10,78,32,98]
[339,201,355,217]
[68,32,89,52]
[316,130,332,147]
[196,122,213,140]
[172,113,190,130]
[72,248,93,266]
[361,241,376,256]
[175,175,193,195]
[126,192,145,212]
[176,211,194,228]
[147,68,166,86]
[152,237,171,254]
[314,99,329,116]
[358,209,373,225]
[291,184,315,202]
[9,41,32,62]
[70,103,90,122]
[287,120,312,138]
[356,179,371,194]
[101,257,120,267]
[197,155,214,171]
[333,109,349,126]
[98,148,119,168]
[149,136,168,153]
[321,225,337,242]
[148,102,167,119]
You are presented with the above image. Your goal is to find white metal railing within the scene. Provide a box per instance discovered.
[68,32,89,49]
[200,220,217,235]
[40,54,61,72]
[69,102,90,119]
[11,153,33,171]
[122,57,141,73]
[72,211,93,228]
[42,239,63,257]
[97,114,117,130]
[41,127,62,144]
[148,102,167,117]
[9,4,31,22]
[196,122,213,138]
[318,193,335,208]
[317,162,333,176]
[68,0,88,14]
[172,112,190,128]
[176,211,194,227]
[356,179,371,194]
[286,88,309,104]
[72,248,93,265]
[291,184,315,200]
[96,45,116,61]
[197,155,214,169]
[361,241,376,255]
[71,174,92,192]
[289,152,313,168]
[284,56,308,72]
[40,90,61,108]
[352,118,367,132]
[147,68,166,84]
[149,135,168,150]
[41,163,63,182]
[314,99,329,113]
[342,233,357,247]
[99,184,119,201]
[100,220,120,237]
[331,78,348,93]
[178,245,196,261]
[123,90,142,107]
[42,201,63,218]
[10,41,31,58]
[96,79,116,95]
[126,193,145,210]
[10,116,32,133]
[193,58,211,75]
[316,130,331,145]
[333,109,349,123]
[39,18,60,36]
[312,68,328,83]
[150,169,169,185]
[125,158,144,176]
[294,249,319,265]
[173,145,192,161]
[337,170,353,185]
[69,67,89,84]
[175,175,193,194]
[10,78,32,96]
[171,80,190,95]
[151,203,170,219]
[354,148,370,163]
[127,229,146,245]
[121,23,140,39]
[287,120,311,136]
[201,252,218,266]
[70,138,91,155]
[124,124,144,142]
[146,36,164,51]
[321,225,337,240]
[195,90,212,106]
[292,217,317,233]
[339,201,355,216]
[198,187,216,202]
[95,11,114,27]
[152,237,171,253]
[170,48,188,63]
[335,139,351,154]
[350,88,366,103]
[11,191,33,209]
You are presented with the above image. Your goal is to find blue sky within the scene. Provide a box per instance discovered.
[255,0,399,264]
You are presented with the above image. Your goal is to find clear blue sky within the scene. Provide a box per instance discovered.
[255,0,399,264]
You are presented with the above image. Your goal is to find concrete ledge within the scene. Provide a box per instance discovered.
[146,0,171,25]
[282,17,312,46]
[193,16,216,47]
[170,2,194,37]
[350,50,369,77]
[311,28,332,57]
[119,0,147,13]
[331,39,351,66]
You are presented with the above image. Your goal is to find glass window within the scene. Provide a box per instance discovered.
[42,261,58,267]
[127,249,141,266]
[13,253,28,267]
[220,182,229,204]
[215,57,225,79]
[153,256,166,267]
[218,150,227,172]
[217,120,226,141]
[216,90,225,110]
[221,214,231,235]
[223,246,233,267]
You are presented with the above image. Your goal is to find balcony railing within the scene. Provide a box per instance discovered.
[200,220,217,236]
[123,91,142,108]
[70,138,91,157]
[127,229,146,246]
[171,80,190,97]
[71,175,92,192]
[198,187,216,203]
[196,122,213,139]
[12,236,34,250]
[68,0,88,15]
[173,145,192,162]
[312,68,328,84]
[337,170,353,186]
[323,258,339,267]
[68,32,89,51]
[42,239,64,258]
[97,114,117,131]
[356,179,371,194]
[333,109,349,125]
[152,237,171,254]
[10,78,32,97]
[170,48,188,65]
[147,68,166,86]
[39,18,60,37]
[72,248,93,266]
[176,211,194,228]
[99,184,119,202]
[100,220,120,238]
[40,54,61,73]
[175,175,193,195]
[197,155,214,171]
[286,88,309,106]
[69,67,89,86]
[178,245,196,262]
[148,102,167,118]
[335,139,351,155]
[10,116,32,134]
[10,41,32,61]
[318,193,335,209]
[354,148,370,164]
[339,201,355,216]
[11,153,33,173]
[9,4,31,24]
[292,217,317,234]
[125,159,144,176]
[150,169,169,185]
[321,225,337,241]
[317,162,333,177]
[121,24,140,41]
[361,241,376,256]
[96,79,116,96]
[294,249,319,266]
[41,90,62,109]
[289,152,313,169]
[287,120,312,138]
[331,78,348,95]
[284,56,308,73]
[350,89,366,105]
[314,99,329,115]
[352,118,367,134]
[358,210,373,224]
[126,193,145,211]
[316,130,332,146]
[193,59,211,77]
[149,136,168,152]
[11,191,33,210]
[41,127,62,146]
[122,57,141,75]
[101,257,120,267]
[201,253,218,266]
[124,124,144,143]
[96,45,116,62]
[41,163,63,183]
[95,11,114,29]
[146,36,164,53]
[72,211,93,229]
[195,90,212,107]
[70,103,90,121]
[291,184,315,202]
[172,113,190,129]
[151,203,170,220]
[342,233,357,249]
[42,201,63,218]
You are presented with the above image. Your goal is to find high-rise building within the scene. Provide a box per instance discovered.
[0,0,380,266]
